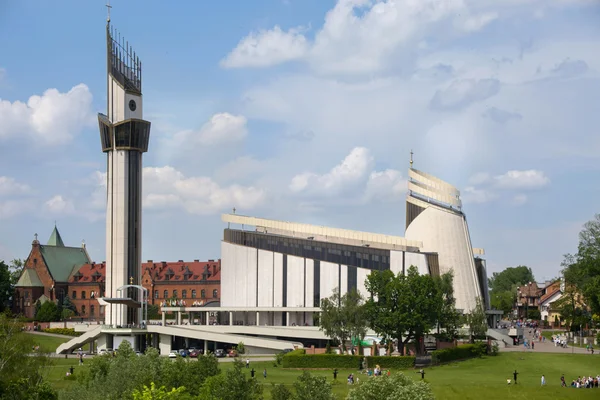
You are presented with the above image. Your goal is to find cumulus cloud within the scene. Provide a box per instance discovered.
[289,147,373,195]
[0,176,31,196]
[174,113,248,146]
[364,169,407,202]
[462,186,497,204]
[550,58,589,79]
[221,26,308,68]
[0,84,94,145]
[493,170,550,190]
[430,79,501,111]
[144,166,266,215]
[44,195,75,215]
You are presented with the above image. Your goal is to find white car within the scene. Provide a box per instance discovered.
[168,351,177,358]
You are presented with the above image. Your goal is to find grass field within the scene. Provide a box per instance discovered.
[24,333,71,353]
[45,352,600,399]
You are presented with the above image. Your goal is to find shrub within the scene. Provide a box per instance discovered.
[271,383,293,400]
[42,328,81,337]
[282,354,415,369]
[430,342,488,364]
[236,341,245,355]
[347,372,434,400]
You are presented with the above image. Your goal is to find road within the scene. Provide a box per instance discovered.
[502,328,598,355]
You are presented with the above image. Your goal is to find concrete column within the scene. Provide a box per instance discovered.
[286,312,290,326]
[206,312,210,326]
[159,334,171,355]
[161,312,166,325]
[204,340,208,354]
[256,311,260,326]
[229,312,233,326]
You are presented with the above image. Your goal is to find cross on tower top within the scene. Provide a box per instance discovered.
[232,207,236,214]
[106,1,112,22]
[34,233,38,241]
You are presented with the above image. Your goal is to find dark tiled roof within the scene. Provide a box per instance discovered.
[39,245,91,282]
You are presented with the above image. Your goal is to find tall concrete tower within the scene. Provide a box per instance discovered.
[98,15,151,326]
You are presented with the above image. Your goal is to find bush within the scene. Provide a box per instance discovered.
[236,341,245,355]
[430,342,488,364]
[347,372,434,400]
[282,354,415,369]
[271,384,293,400]
[42,328,81,337]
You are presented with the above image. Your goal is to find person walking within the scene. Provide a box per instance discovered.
[246,358,250,368]
[513,370,519,384]
[541,375,546,386]
[263,369,267,379]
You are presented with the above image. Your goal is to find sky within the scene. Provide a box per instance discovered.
[1,0,599,283]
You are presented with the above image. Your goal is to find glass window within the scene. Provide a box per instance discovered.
[72,291,76,299]
[163,290,168,299]
[154,290,158,299]
[201,290,205,299]
[82,305,86,315]
[182,290,187,299]
[90,305,95,317]
[191,290,196,299]
[173,290,178,298]
[213,289,218,298]
[82,291,86,299]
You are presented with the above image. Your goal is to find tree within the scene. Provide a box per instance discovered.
[8,259,24,287]
[561,214,600,316]
[346,372,434,400]
[132,383,190,400]
[464,297,487,343]
[319,288,367,353]
[434,271,461,341]
[553,281,589,332]
[0,261,12,313]
[147,304,161,320]
[365,266,440,355]
[35,301,60,322]
[0,314,57,399]
[271,384,293,400]
[199,359,262,400]
[488,266,535,293]
[490,290,515,317]
[62,296,77,315]
[293,371,335,400]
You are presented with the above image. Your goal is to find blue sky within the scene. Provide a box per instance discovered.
[1,0,600,283]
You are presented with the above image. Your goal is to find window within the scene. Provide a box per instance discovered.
[81,305,86,315]
[24,291,30,299]
[100,306,105,314]
[201,289,205,299]
[173,290,178,298]
[154,290,158,299]
[90,305,95,317]
[81,291,86,299]
[191,290,196,299]
[163,290,168,299]
[213,289,218,298]
[182,290,187,299]
[72,291,76,299]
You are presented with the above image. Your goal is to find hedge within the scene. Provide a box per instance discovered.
[282,354,415,369]
[42,328,82,337]
[430,342,487,364]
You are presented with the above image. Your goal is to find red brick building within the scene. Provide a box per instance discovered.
[14,226,221,321]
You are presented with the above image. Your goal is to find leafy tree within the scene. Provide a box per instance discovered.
[270,384,293,400]
[464,297,488,343]
[527,308,541,321]
[553,281,590,332]
[34,300,42,319]
[293,371,334,400]
[236,341,245,355]
[0,314,56,399]
[488,266,535,293]
[61,309,75,320]
[8,259,24,287]
[490,290,515,317]
[0,261,12,313]
[561,214,600,316]
[147,304,161,320]
[346,372,434,400]
[132,383,190,400]
[434,271,461,341]
[319,288,367,353]
[199,359,262,400]
[35,301,60,322]
[365,266,440,355]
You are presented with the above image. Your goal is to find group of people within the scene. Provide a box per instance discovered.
[564,374,600,388]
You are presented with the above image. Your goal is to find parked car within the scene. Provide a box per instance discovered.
[281,348,294,354]
[227,349,238,357]
[214,349,226,358]
[135,351,142,356]
[189,349,200,358]
[178,349,188,357]
[168,351,177,359]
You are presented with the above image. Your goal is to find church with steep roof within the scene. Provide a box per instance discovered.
[13,226,221,321]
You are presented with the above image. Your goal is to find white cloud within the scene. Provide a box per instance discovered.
[144,166,266,215]
[44,195,75,215]
[289,147,373,195]
[494,170,550,190]
[462,186,497,204]
[430,79,501,111]
[0,84,94,145]
[364,169,407,202]
[221,26,308,68]
[0,176,30,196]
[174,113,248,146]
[457,12,499,32]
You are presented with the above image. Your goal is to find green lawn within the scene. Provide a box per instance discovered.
[46,352,600,399]
[24,333,71,353]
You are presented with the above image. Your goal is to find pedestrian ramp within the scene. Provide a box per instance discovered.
[487,328,513,346]
[56,326,103,354]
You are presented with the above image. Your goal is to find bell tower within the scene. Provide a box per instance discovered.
[98,8,151,326]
